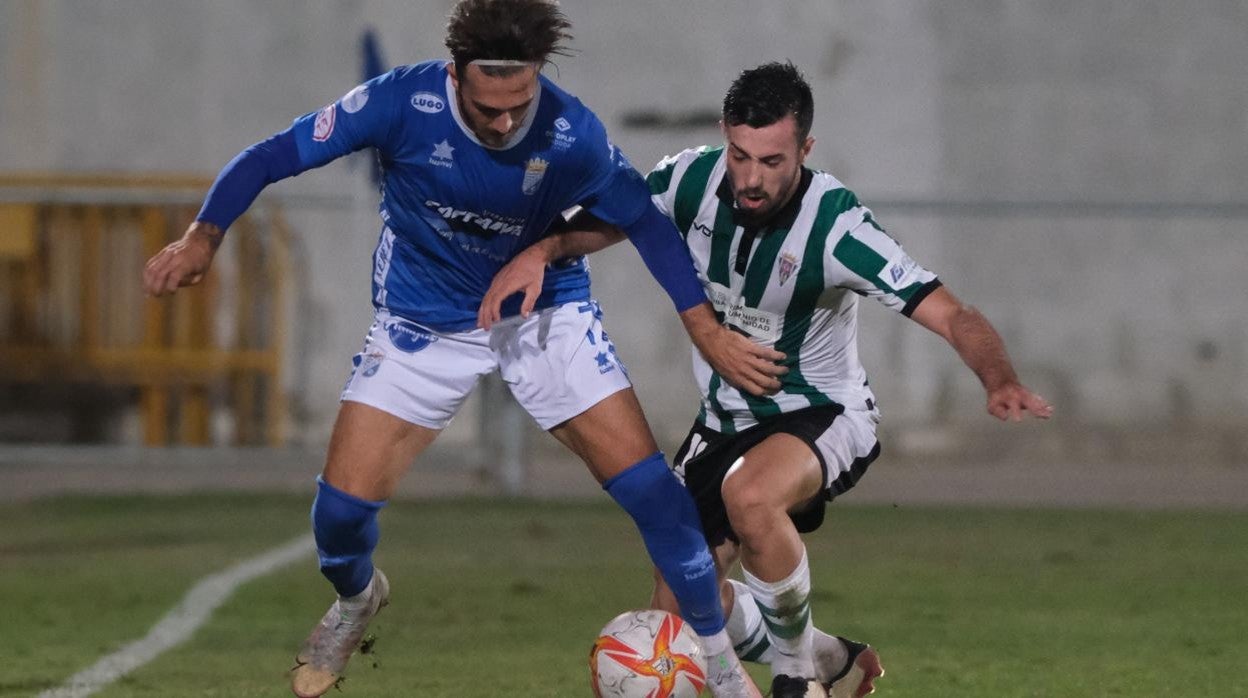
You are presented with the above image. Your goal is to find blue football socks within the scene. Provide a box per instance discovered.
[603,452,724,636]
[310,476,385,597]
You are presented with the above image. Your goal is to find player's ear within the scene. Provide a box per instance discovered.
[448,62,461,91]
[800,135,815,161]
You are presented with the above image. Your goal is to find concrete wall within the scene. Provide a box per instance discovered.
[2,1,1245,455]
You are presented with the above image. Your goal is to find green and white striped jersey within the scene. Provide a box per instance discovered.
[648,146,941,434]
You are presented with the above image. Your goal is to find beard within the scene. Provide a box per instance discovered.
[732,171,801,224]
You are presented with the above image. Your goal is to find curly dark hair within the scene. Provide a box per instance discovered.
[722,61,814,142]
[445,0,573,77]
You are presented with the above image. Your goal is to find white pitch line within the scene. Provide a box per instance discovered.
[40,533,315,698]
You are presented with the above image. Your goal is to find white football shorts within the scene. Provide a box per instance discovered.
[340,301,633,430]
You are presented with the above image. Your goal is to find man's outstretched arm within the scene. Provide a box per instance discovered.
[478,208,789,397]
[144,73,397,297]
[143,131,303,296]
[909,285,1053,421]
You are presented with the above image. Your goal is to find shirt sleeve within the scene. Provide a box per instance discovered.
[565,112,653,229]
[558,112,706,311]
[645,151,685,219]
[196,129,302,230]
[618,203,708,312]
[290,70,401,169]
[824,208,941,317]
[197,71,401,231]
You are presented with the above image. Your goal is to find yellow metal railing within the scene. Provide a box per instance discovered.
[0,173,291,446]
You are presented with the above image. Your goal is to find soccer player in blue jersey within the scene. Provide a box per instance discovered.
[143,1,778,696]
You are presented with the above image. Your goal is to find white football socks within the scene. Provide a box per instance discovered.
[700,628,761,697]
[701,627,732,656]
[727,577,850,682]
[742,549,815,679]
[726,579,771,660]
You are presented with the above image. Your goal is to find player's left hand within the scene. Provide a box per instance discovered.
[986,382,1053,422]
[478,246,546,330]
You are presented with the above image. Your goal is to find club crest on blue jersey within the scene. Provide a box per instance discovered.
[384,318,438,352]
[522,157,548,195]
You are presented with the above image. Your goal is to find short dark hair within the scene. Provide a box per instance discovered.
[722,61,814,142]
[446,0,573,77]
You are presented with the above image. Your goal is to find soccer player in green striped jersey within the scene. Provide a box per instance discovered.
[481,61,1052,698]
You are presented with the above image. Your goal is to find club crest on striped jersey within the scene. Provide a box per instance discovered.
[778,251,799,286]
[522,157,548,195]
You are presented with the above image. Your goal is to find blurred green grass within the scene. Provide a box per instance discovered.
[2,494,1246,696]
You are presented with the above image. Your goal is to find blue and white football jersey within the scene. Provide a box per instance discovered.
[288,61,650,331]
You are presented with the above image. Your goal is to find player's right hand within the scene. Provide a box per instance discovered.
[143,221,222,296]
[680,303,787,396]
[986,382,1054,422]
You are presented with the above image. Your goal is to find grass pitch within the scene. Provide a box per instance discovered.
[2,493,1246,696]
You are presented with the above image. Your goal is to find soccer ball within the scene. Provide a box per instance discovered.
[589,609,708,698]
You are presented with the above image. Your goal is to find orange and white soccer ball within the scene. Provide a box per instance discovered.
[589,609,707,698]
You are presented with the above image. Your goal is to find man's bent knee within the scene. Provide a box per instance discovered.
[722,474,780,529]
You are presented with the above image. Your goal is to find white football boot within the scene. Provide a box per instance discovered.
[290,569,390,697]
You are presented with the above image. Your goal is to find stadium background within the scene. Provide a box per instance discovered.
[1,0,1245,497]
[2,2,1247,697]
